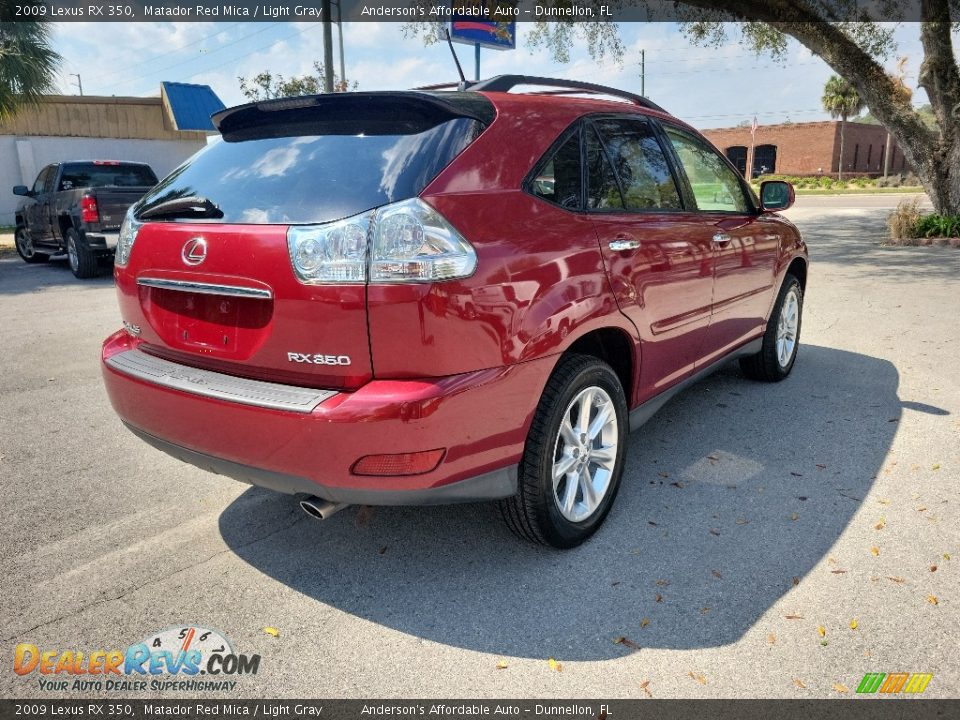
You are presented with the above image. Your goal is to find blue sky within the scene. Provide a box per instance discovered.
[48,22,931,130]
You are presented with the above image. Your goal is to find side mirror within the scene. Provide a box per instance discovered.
[12,185,30,197]
[759,180,794,212]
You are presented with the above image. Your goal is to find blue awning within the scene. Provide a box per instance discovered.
[160,82,225,132]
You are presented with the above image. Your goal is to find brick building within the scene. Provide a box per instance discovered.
[701,120,911,178]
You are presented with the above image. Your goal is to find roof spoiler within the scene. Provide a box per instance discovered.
[212,91,495,139]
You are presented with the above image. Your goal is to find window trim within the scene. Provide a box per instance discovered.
[656,120,760,216]
[584,113,689,215]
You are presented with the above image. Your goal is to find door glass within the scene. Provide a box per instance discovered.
[32,167,51,195]
[592,118,681,211]
[664,126,750,212]
[586,125,624,210]
[531,128,582,210]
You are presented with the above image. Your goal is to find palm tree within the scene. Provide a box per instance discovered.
[0,13,63,122]
[822,75,865,181]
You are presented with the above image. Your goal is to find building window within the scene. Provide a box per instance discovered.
[725,146,748,176]
[867,144,872,167]
[879,145,885,171]
[853,144,859,170]
[752,144,777,177]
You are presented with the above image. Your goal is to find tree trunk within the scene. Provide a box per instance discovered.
[838,118,846,181]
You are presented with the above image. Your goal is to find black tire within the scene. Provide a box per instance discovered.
[14,226,49,264]
[740,273,803,382]
[66,227,98,279]
[500,353,628,548]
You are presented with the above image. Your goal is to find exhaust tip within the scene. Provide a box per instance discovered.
[299,496,348,520]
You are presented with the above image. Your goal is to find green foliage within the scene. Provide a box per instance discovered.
[914,214,960,238]
[238,61,355,101]
[822,75,865,121]
[0,3,63,121]
[859,104,938,131]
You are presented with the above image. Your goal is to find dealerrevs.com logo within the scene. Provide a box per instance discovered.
[13,626,260,693]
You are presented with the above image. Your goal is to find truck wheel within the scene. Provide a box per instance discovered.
[66,228,98,279]
[740,273,803,382]
[14,226,49,264]
[500,353,628,548]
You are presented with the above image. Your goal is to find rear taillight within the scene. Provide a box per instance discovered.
[115,207,142,266]
[287,199,477,285]
[80,195,99,224]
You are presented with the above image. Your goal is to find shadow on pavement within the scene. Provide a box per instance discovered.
[219,344,899,660]
[0,255,114,295]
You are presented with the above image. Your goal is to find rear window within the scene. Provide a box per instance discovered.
[136,118,483,225]
[59,163,157,191]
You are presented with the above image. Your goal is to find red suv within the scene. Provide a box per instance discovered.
[102,76,807,548]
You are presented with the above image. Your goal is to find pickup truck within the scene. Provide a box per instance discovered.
[13,161,159,278]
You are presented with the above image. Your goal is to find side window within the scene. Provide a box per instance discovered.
[664,126,750,213]
[592,118,682,211]
[32,167,52,195]
[530,127,582,210]
[586,124,624,210]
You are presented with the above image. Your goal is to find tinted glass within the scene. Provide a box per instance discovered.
[586,125,624,210]
[137,118,481,225]
[664,126,750,212]
[593,118,681,211]
[59,163,158,191]
[531,128,582,210]
[32,167,52,194]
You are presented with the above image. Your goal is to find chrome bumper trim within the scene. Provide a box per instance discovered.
[105,349,336,413]
[136,277,273,299]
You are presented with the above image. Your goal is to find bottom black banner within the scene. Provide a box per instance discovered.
[1,699,959,720]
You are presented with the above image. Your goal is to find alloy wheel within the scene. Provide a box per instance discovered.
[776,287,800,367]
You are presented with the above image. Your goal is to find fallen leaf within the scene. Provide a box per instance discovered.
[707,454,720,461]
[834,683,849,694]
[817,625,826,637]
[831,569,848,574]
[709,528,721,536]
[917,506,928,512]
[828,556,838,565]
[785,614,804,620]
[797,496,808,501]
[821,640,829,647]
[816,464,827,470]
[767,633,776,645]
[735,518,750,525]
[263,627,280,638]
[496,660,509,670]
[378,545,387,555]
[638,680,652,698]
[700,607,710,614]
[548,658,562,672]
[789,513,799,521]
[927,595,939,606]
[611,581,621,586]
[944,553,951,561]
[878,498,891,505]
[640,618,650,628]
[712,570,723,579]
[688,671,707,685]
[794,678,807,689]
[790,472,803,477]
[655,593,663,603]
[613,636,641,649]
[887,576,905,584]
[932,464,940,470]
[792,576,800,586]
[670,481,685,488]
[850,618,859,630]
[871,546,880,556]
[930,565,938,572]
[655,579,670,587]
[648,520,658,527]
[658,472,670,478]
[874,518,886,530]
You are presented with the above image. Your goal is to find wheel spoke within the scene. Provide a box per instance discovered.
[590,444,616,468]
[576,389,594,433]
[579,466,599,511]
[587,401,613,440]
[562,472,578,515]
[559,418,577,447]
[552,454,577,485]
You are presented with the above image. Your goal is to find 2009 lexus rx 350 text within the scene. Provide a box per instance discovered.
[102,76,807,548]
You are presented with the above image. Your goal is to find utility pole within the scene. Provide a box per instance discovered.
[475,43,480,81]
[640,49,645,96]
[70,73,83,96]
[883,132,892,177]
[334,0,345,89]
[320,1,334,93]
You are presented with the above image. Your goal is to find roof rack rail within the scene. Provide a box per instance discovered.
[468,75,667,113]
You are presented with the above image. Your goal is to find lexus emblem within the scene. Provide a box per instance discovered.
[182,237,207,266]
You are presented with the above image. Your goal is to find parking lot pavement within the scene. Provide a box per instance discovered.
[1,194,957,699]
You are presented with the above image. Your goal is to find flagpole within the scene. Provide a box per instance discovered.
[748,116,757,180]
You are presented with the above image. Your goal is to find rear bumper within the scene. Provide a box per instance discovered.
[85,231,119,250]
[101,331,552,503]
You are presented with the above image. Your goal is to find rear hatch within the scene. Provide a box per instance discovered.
[115,92,493,391]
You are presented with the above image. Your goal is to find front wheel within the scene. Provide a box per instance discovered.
[500,353,628,548]
[14,226,49,264]
[66,227,98,279]
[740,273,803,382]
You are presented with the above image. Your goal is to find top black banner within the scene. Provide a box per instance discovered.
[0,1,939,23]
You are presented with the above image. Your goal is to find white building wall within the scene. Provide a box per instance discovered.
[1,136,206,226]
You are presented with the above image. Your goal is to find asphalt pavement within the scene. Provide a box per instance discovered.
[1,193,957,699]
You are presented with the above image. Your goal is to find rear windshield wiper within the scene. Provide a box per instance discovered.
[138,196,224,220]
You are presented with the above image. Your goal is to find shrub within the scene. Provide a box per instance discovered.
[818,176,835,189]
[903,172,921,187]
[876,175,901,188]
[914,213,960,238]
[887,197,922,239]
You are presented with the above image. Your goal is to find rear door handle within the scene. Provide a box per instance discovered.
[712,233,732,245]
[608,239,641,251]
